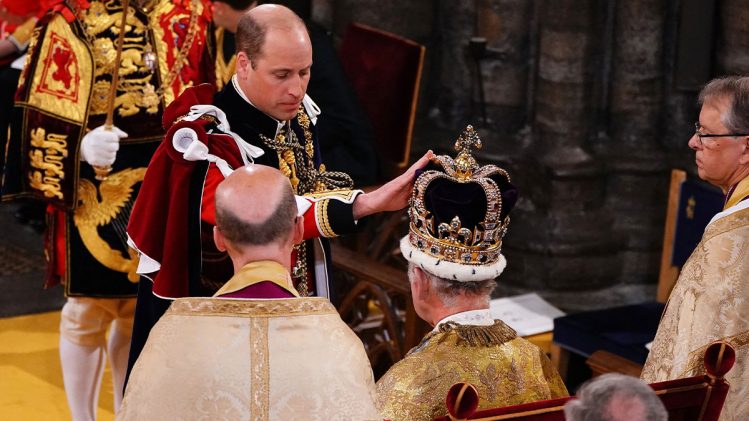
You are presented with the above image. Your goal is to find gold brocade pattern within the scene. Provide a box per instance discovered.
[25,15,92,123]
[28,128,68,200]
[73,167,146,282]
[250,317,269,420]
[641,204,749,421]
[168,296,337,317]
[119,297,380,420]
[376,320,568,421]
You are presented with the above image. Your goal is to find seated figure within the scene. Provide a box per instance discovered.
[564,373,667,421]
[119,165,380,419]
[375,126,568,421]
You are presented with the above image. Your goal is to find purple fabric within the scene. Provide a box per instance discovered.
[217,281,295,299]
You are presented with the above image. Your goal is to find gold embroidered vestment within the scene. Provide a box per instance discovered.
[120,297,381,420]
[376,320,568,421]
[642,204,749,421]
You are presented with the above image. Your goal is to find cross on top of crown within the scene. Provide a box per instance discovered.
[452,125,482,181]
[454,125,482,154]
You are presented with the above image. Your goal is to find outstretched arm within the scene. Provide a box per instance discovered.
[352,150,434,220]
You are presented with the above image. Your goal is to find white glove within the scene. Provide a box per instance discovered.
[79,125,127,167]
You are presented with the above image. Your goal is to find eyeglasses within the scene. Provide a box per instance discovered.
[694,122,749,146]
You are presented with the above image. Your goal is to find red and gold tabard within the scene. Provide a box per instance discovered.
[1,0,214,297]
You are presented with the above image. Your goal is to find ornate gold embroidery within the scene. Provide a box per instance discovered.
[17,26,41,89]
[150,0,203,104]
[376,321,568,421]
[73,167,146,282]
[28,128,67,200]
[250,317,269,420]
[303,188,359,203]
[167,296,336,317]
[437,320,517,347]
[25,15,92,123]
[82,1,159,117]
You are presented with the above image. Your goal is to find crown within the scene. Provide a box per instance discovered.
[401,125,517,281]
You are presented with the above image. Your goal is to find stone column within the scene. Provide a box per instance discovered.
[498,0,623,311]
[475,0,534,136]
[430,0,476,130]
[716,0,749,74]
[604,0,669,285]
[534,0,598,167]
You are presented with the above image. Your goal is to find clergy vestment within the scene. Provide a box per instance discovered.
[376,309,568,421]
[642,176,749,421]
[120,260,380,420]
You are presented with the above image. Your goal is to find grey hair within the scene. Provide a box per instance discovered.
[563,374,667,421]
[408,263,496,307]
[698,76,749,134]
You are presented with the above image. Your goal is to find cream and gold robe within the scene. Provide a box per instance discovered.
[376,312,568,421]
[119,297,380,420]
[642,191,749,421]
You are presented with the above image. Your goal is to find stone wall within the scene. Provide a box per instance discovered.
[313,0,749,311]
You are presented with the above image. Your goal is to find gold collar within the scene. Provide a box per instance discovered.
[725,175,749,210]
[213,260,300,298]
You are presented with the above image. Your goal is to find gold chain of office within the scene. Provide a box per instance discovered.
[259,113,354,195]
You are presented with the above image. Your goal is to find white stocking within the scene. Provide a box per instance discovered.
[107,319,132,414]
[59,336,105,421]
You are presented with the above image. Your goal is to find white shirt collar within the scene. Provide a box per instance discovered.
[433,308,494,332]
[709,197,749,224]
[231,74,286,137]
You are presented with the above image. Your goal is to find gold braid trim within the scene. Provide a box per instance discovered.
[438,320,517,347]
[315,199,336,238]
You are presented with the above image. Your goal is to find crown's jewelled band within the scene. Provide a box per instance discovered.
[408,229,503,266]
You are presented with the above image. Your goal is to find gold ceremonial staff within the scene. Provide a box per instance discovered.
[93,0,131,181]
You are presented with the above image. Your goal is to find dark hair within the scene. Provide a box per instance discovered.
[698,76,749,133]
[216,183,297,246]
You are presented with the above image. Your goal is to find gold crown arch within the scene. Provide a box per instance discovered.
[403,126,513,279]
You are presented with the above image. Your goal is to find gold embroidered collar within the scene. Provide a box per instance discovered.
[213,260,300,298]
[725,175,749,210]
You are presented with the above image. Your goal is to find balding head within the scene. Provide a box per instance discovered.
[236,4,308,65]
[215,165,297,247]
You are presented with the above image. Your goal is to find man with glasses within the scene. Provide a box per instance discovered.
[641,76,749,420]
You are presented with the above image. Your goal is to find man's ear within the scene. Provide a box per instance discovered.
[235,52,251,79]
[740,136,749,165]
[292,215,304,245]
[413,267,431,300]
[213,226,227,252]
